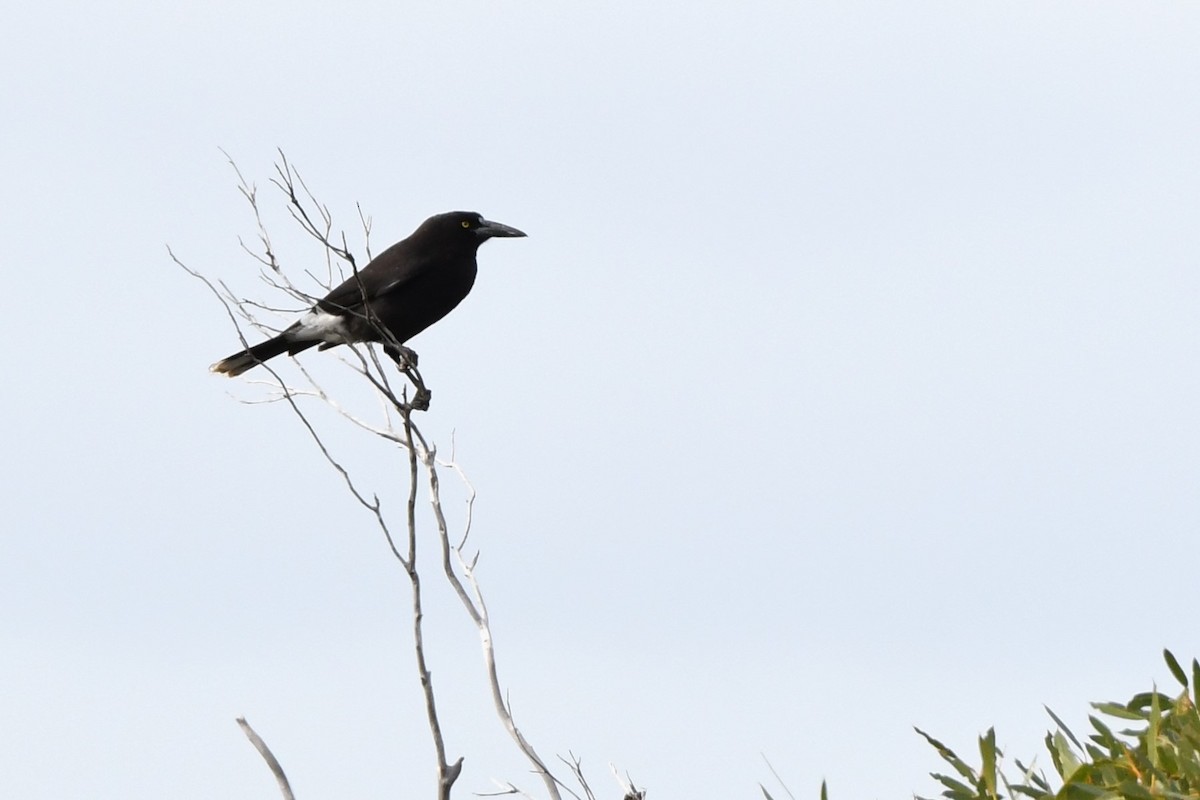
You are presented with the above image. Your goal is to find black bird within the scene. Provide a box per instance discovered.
[211,211,526,376]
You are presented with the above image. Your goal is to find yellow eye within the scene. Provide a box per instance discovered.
[461,220,471,228]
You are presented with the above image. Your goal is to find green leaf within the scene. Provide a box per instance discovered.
[1091,701,1144,721]
[1128,691,1172,712]
[1115,779,1154,800]
[820,779,827,800]
[1087,715,1118,751]
[1045,705,1084,750]
[1052,731,1082,781]
[1095,762,1120,787]
[1057,782,1109,800]
[932,772,975,795]
[1014,758,1052,792]
[979,727,998,800]
[760,784,775,800]
[1157,743,1179,775]
[915,727,978,782]
[1147,688,1163,771]
[1164,649,1188,688]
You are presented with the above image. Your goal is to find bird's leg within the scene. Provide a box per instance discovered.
[385,344,431,412]
[405,361,431,412]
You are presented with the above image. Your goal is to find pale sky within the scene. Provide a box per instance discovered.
[2,3,1198,798]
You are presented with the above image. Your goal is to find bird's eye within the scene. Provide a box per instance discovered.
[461,220,471,228]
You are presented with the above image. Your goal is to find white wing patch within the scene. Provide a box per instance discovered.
[293,310,354,344]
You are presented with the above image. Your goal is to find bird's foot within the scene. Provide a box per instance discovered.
[386,345,420,370]
[409,387,432,412]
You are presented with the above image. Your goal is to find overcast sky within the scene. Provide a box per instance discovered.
[2,2,1198,798]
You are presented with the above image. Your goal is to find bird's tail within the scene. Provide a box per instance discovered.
[210,334,317,377]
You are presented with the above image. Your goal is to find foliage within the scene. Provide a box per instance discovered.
[911,650,1200,800]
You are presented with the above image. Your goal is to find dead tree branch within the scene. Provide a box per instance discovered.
[424,448,563,800]
[178,152,456,797]
[177,152,631,800]
[236,717,296,800]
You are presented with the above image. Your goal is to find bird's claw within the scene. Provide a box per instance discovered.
[410,387,432,412]
[386,345,420,370]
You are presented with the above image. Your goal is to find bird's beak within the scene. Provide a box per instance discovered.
[477,219,527,238]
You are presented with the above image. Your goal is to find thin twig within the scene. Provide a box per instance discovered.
[236,717,296,800]
[358,201,374,262]
[609,765,645,800]
[760,753,796,800]
[481,780,538,799]
[557,752,594,800]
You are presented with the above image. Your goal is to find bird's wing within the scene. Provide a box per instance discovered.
[317,242,434,314]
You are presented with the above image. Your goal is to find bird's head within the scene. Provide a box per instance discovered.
[436,211,527,243]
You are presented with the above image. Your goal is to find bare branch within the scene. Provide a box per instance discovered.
[482,780,538,799]
[168,246,255,354]
[609,766,645,800]
[236,717,295,800]
[437,455,478,552]
[179,152,603,800]
[556,753,594,800]
[270,149,356,273]
[759,753,796,800]
[221,147,281,276]
[424,447,564,800]
[401,409,455,798]
[357,201,374,262]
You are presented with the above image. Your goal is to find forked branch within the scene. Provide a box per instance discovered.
[177,152,636,800]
